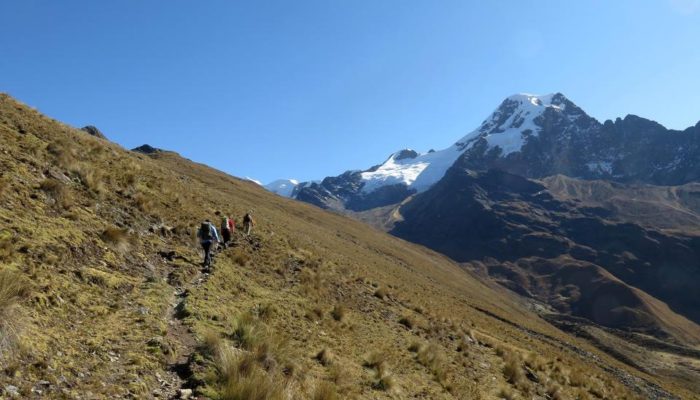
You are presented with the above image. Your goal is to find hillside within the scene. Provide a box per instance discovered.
[542,175,700,234]
[0,93,696,399]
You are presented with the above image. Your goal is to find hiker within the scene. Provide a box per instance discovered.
[220,216,235,247]
[197,219,221,267]
[243,211,255,235]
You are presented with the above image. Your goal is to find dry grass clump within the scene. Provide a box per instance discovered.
[330,305,346,322]
[0,177,8,195]
[133,193,155,214]
[503,352,525,385]
[456,333,473,353]
[229,313,266,351]
[219,351,285,400]
[46,138,77,170]
[203,315,294,399]
[300,266,325,297]
[415,343,448,385]
[373,286,388,300]
[232,249,251,266]
[312,381,339,400]
[254,303,277,322]
[39,179,72,209]
[398,314,416,329]
[100,227,132,252]
[0,231,13,262]
[75,166,106,195]
[568,367,586,387]
[315,348,334,366]
[0,269,28,359]
[363,352,395,392]
[498,387,518,400]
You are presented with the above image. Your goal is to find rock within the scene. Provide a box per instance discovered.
[132,144,163,154]
[80,125,107,139]
[178,388,193,399]
[524,365,540,383]
[5,385,20,397]
[147,337,164,347]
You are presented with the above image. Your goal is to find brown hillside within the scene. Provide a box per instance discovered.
[0,93,694,399]
[542,174,700,234]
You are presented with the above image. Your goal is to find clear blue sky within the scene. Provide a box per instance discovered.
[2,1,699,183]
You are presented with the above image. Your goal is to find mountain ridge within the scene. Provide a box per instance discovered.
[267,92,700,212]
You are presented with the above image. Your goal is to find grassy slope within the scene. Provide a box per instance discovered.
[0,93,694,399]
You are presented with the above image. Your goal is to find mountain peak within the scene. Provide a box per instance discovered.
[264,179,300,197]
[504,92,569,109]
[392,149,419,161]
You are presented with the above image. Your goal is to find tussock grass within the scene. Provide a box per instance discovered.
[373,287,388,300]
[220,356,285,400]
[230,313,266,351]
[0,177,8,195]
[330,305,346,322]
[0,269,28,359]
[232,249,251,266]
[100,227,132,252]
[39,178,72,209]
[204,314,292,399]
[363,351,395,392]
[0,231,13,262]
[415,343,448,385]
[75,165,106,195]
[315,348,334,366]
[503,352,525,385]
[398,314,416,329]
[312,381,339,400]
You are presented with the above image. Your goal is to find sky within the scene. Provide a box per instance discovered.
[1,1,699,184]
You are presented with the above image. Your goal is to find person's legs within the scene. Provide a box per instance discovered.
[223,229,231,247]
[245,223,252,235]
[202,241,212,266]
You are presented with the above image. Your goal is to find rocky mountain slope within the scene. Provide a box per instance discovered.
[542,175,700,234]
[3,93,688,398]
[273,93,700,212]
[390,168,700,341]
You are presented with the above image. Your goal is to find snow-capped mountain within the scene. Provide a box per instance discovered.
[263,179,300,197]
[268,92,700,211]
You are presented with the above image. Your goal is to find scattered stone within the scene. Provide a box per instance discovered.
[5,385,20,397]
[525,365,540,383]
[178,388,193,399]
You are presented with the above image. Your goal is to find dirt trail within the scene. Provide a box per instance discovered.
[157,255,211,399]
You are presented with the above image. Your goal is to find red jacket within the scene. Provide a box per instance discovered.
[222,218,235,232]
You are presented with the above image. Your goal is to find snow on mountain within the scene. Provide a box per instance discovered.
[461,93,568,155]
[361,93,564,194]
[264,179,299,197]
[266,92,615,210]
[245,177,263,185]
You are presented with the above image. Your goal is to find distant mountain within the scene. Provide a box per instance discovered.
[269,93,700,211]
[389,168,700,343]
[264,179,299,197]
[266,92,700,359]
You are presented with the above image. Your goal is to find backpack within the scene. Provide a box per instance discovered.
[221,218,231,232]
[199,222,212,241]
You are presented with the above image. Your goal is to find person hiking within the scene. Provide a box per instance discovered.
[243,211,255,235]
[220,216,235,247]
[197,219,221,267]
